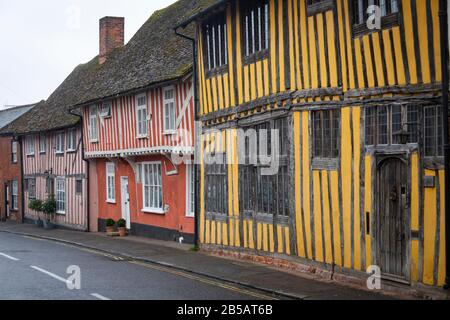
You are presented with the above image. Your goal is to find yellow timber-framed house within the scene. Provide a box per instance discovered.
[178,0,448,289]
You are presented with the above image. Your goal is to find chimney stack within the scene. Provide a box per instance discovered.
[99,16,124,64]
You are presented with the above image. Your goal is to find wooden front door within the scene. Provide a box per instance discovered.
[377,157,408,280]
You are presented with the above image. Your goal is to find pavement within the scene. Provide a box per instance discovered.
[0,221,397,300]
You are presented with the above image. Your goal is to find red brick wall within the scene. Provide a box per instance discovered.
[99,16,124,64]
[0,136,23,222]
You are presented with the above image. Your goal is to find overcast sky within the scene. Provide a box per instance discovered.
[0,0,177,109]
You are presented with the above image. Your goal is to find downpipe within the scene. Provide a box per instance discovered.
[175,25,199,248]
[439,0,450,290]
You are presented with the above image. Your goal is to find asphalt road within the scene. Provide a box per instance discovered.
[0,232,277,300]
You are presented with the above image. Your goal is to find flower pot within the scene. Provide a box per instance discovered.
[106,226,115,234]
[118,227,127,237]
[43,220,56,230]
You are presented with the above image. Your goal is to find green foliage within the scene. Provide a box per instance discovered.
[41,195,57,217]
[29,199,43,212]
[117,219,126,228]
[106,219,116,227]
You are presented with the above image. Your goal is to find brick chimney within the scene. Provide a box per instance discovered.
[99,16,124,64]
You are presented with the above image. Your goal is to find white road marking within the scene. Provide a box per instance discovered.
[31,266,70,285]
[0,252,20,261]
[91,293,111,301]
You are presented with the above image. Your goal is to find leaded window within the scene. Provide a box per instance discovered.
[312,109,340,158]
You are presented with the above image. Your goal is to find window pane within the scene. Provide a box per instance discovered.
[378,106,388,145]
[424,106,436,157]
[391,105,402,144]
[407,105,419,143]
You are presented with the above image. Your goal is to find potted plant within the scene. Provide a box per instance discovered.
[29,199,44,227]
[105,219,116,234]
[41,195,57,230]
[117,219,127,237]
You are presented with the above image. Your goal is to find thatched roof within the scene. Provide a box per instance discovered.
[0,0,218,135]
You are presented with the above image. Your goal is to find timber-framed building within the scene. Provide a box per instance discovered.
[179,0,447,288]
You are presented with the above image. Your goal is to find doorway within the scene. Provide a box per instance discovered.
[120,177,131,230]
[377,157,409,280]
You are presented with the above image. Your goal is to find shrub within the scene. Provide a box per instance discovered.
[29,199,43,212]
[117,219,126,228]
[42,195,57,217]
[106,219,116,227]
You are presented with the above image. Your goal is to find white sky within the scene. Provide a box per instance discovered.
[0,0,177,109]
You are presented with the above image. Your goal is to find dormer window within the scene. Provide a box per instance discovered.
[241,0,269,61]
[203,11,228,74]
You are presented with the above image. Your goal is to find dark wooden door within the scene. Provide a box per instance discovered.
[377,158,408,279]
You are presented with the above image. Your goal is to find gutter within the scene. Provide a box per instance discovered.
[69,109,90,233]
[174,25,199,248]
[439,0,450,290]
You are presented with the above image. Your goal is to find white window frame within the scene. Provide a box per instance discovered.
[11,141,18,163]
[56,177,66,215]
[136,93,149,138]
[106,162,116,203]
[163,86,176,135]
[26,136,35,156]
[186,164,195,218]
[11,180,18,210]
[89,105,99,142]
[142,162,164,214]
[67,129,77,152]
[39,134,46,154]
[56,132,65,154]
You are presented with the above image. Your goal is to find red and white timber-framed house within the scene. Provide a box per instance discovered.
[73,0,212,242]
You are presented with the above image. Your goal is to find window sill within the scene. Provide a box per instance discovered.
[312,157,339,170]
[66,149,76,153]
[186,213,195,219]
[106,200,117,204]
[352,13,399,38]
[142,208,166,215]
[26,154,35,157]
[242,49,269,65]
[90,140,99,144]
[55,152,65,157]
[137,135,149,140]
[205,65,228,79]
[163,131,177,136]
[56,212,66,216]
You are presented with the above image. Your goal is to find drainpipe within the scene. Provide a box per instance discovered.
[439,0,450,290]
[19,136,25,224]
[69,109,90,232]
[175,25,199,248]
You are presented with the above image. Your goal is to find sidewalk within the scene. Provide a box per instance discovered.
[0,221,401,300]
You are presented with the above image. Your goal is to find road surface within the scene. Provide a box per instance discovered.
[0,232,277,300]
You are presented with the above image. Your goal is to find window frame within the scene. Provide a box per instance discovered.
[106,162,116,203]
[66,128,77,152]
[100,100,112,118]
[55,131,65,155]
[186,164,195,218]
[136,93,149,138]
[56,177,66,215]
[423,105,444,158]
[26,136,35,156]
[142,162,164,214]
[11,180,18,210]
[11,140,18,164]
[28,178,36,200]
[163,86,177,135]
[39,134,46,154]
[240,0,270,64]
[204,153,228,217]
[351,0,400,37]
[75,179,83,195]
[202,10,228,76]
[311,109,341,160]
[89,105,99,143]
